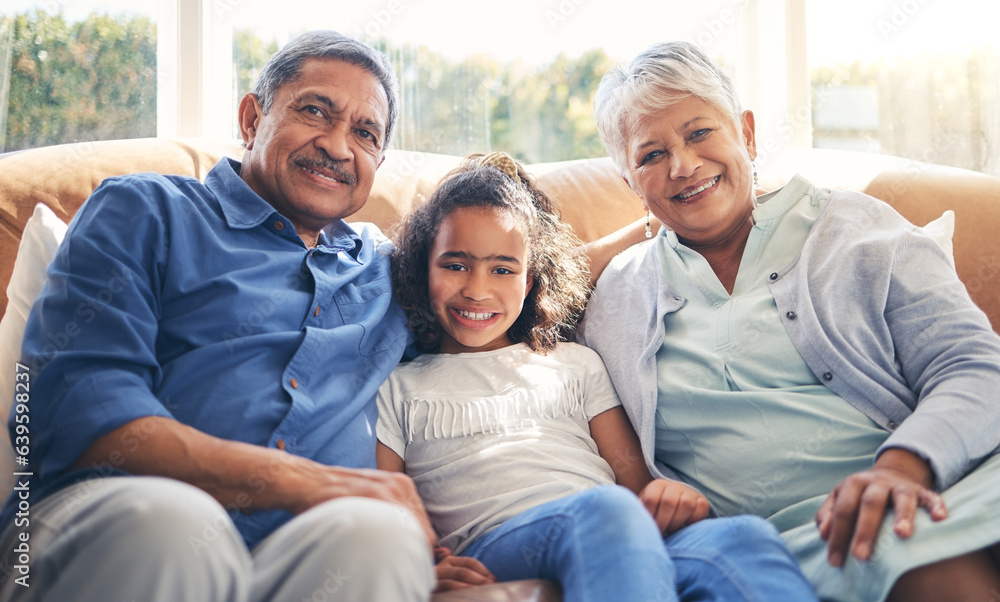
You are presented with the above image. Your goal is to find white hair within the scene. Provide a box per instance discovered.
[594,41,743,177]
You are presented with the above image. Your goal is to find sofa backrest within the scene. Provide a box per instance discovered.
[1,138,246,316]
[866,168,1000,329]
[1,137,998,333]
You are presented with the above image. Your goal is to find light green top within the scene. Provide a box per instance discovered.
[653,185,888,531]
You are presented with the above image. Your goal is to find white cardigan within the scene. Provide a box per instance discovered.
[579,175,1000,491]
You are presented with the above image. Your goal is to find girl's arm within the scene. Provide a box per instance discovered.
[587,406,652,493]
[376,441,497,592]
[589,406,710,534]
[376,441,406,472]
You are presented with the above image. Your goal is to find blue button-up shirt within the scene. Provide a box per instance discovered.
[5,158,409,547]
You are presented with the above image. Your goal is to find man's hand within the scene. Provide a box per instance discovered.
[815,448,947,566]
[639,478,711,535]
[432,546,497,592]
[72,416,438,547]
[264,454,438,548]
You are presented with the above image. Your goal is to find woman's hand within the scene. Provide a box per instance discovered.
[433,546,498,592]
[815,448,948,566]
[639,478,711,535]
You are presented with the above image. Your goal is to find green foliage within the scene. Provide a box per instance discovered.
[505,49,613,162]
[1,10,156,152]
[3,9,997,174]
[369,41,613,163]
[233,29,278,100]
[4,10,613,162]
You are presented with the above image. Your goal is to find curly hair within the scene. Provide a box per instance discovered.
[391,154,591,354]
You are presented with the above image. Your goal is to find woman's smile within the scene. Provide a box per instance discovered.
[674,175,721,204]
[626,95,757,247]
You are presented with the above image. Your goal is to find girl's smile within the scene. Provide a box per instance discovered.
[449,308,501,327]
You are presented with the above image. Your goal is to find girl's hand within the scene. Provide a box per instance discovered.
[433,546,498,592]
[639,478,711,535]
[815,448,948,567]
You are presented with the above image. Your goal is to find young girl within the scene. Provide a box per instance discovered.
[376,152,818,601]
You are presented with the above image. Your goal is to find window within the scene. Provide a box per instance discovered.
[807,0,1000,176]
[0,1,157,152]
[223,0,752,164]
[3,0,757,160]
[3,0,999,178]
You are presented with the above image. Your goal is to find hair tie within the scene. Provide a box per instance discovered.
[476,151,521,183]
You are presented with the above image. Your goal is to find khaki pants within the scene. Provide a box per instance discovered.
[0,476,434,602]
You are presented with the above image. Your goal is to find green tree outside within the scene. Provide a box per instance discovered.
[0,10,613,162]
[0,10,156,152]
[4,10,996,175]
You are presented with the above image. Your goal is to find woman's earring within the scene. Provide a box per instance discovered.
[644,211,652,238]
[753,162,759,189]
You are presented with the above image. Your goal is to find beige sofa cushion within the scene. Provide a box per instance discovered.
[2,138,998,330]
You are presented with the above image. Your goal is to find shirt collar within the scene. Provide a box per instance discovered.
[661,174,817,250]
[207,157,365,260]
[319,221,365,260]
[209,158,278,230]
[753,173,817,223]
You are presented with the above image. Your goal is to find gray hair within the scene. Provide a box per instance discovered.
[594,41,743,177]
[252,30,400,150]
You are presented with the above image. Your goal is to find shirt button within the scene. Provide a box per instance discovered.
[274,221,285,231]
[887,420,898,430]
[786,311,797,320]
[276,439,285,451]
[822,372,833,381]
[314,305,320,317]
[769,272,778,280]
[290,377,299,389]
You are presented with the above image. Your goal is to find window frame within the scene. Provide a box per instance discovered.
[157,0,811,155]
[157,0,233,139]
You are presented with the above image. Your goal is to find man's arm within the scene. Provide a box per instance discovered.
[75,416,436,545]
[24,175,433,546]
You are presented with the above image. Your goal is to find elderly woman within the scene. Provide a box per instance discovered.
[579,42,1000,601]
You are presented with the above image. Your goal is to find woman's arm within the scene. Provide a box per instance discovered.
[805,201,997,566]
[579,216,660,286]
[589,406,709,534]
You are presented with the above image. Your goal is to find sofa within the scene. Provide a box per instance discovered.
[1,138,999,601]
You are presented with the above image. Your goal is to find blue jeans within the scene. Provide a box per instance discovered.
[461,485,817,602]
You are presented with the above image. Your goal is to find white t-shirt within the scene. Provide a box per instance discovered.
[376,342,621,553]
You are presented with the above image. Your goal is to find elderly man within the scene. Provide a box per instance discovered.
[0,31,434,601]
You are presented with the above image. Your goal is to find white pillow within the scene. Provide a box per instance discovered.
[919,209,956,270]
[0,204,68,496]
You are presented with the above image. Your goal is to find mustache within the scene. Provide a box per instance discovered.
[294,155,356,185]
